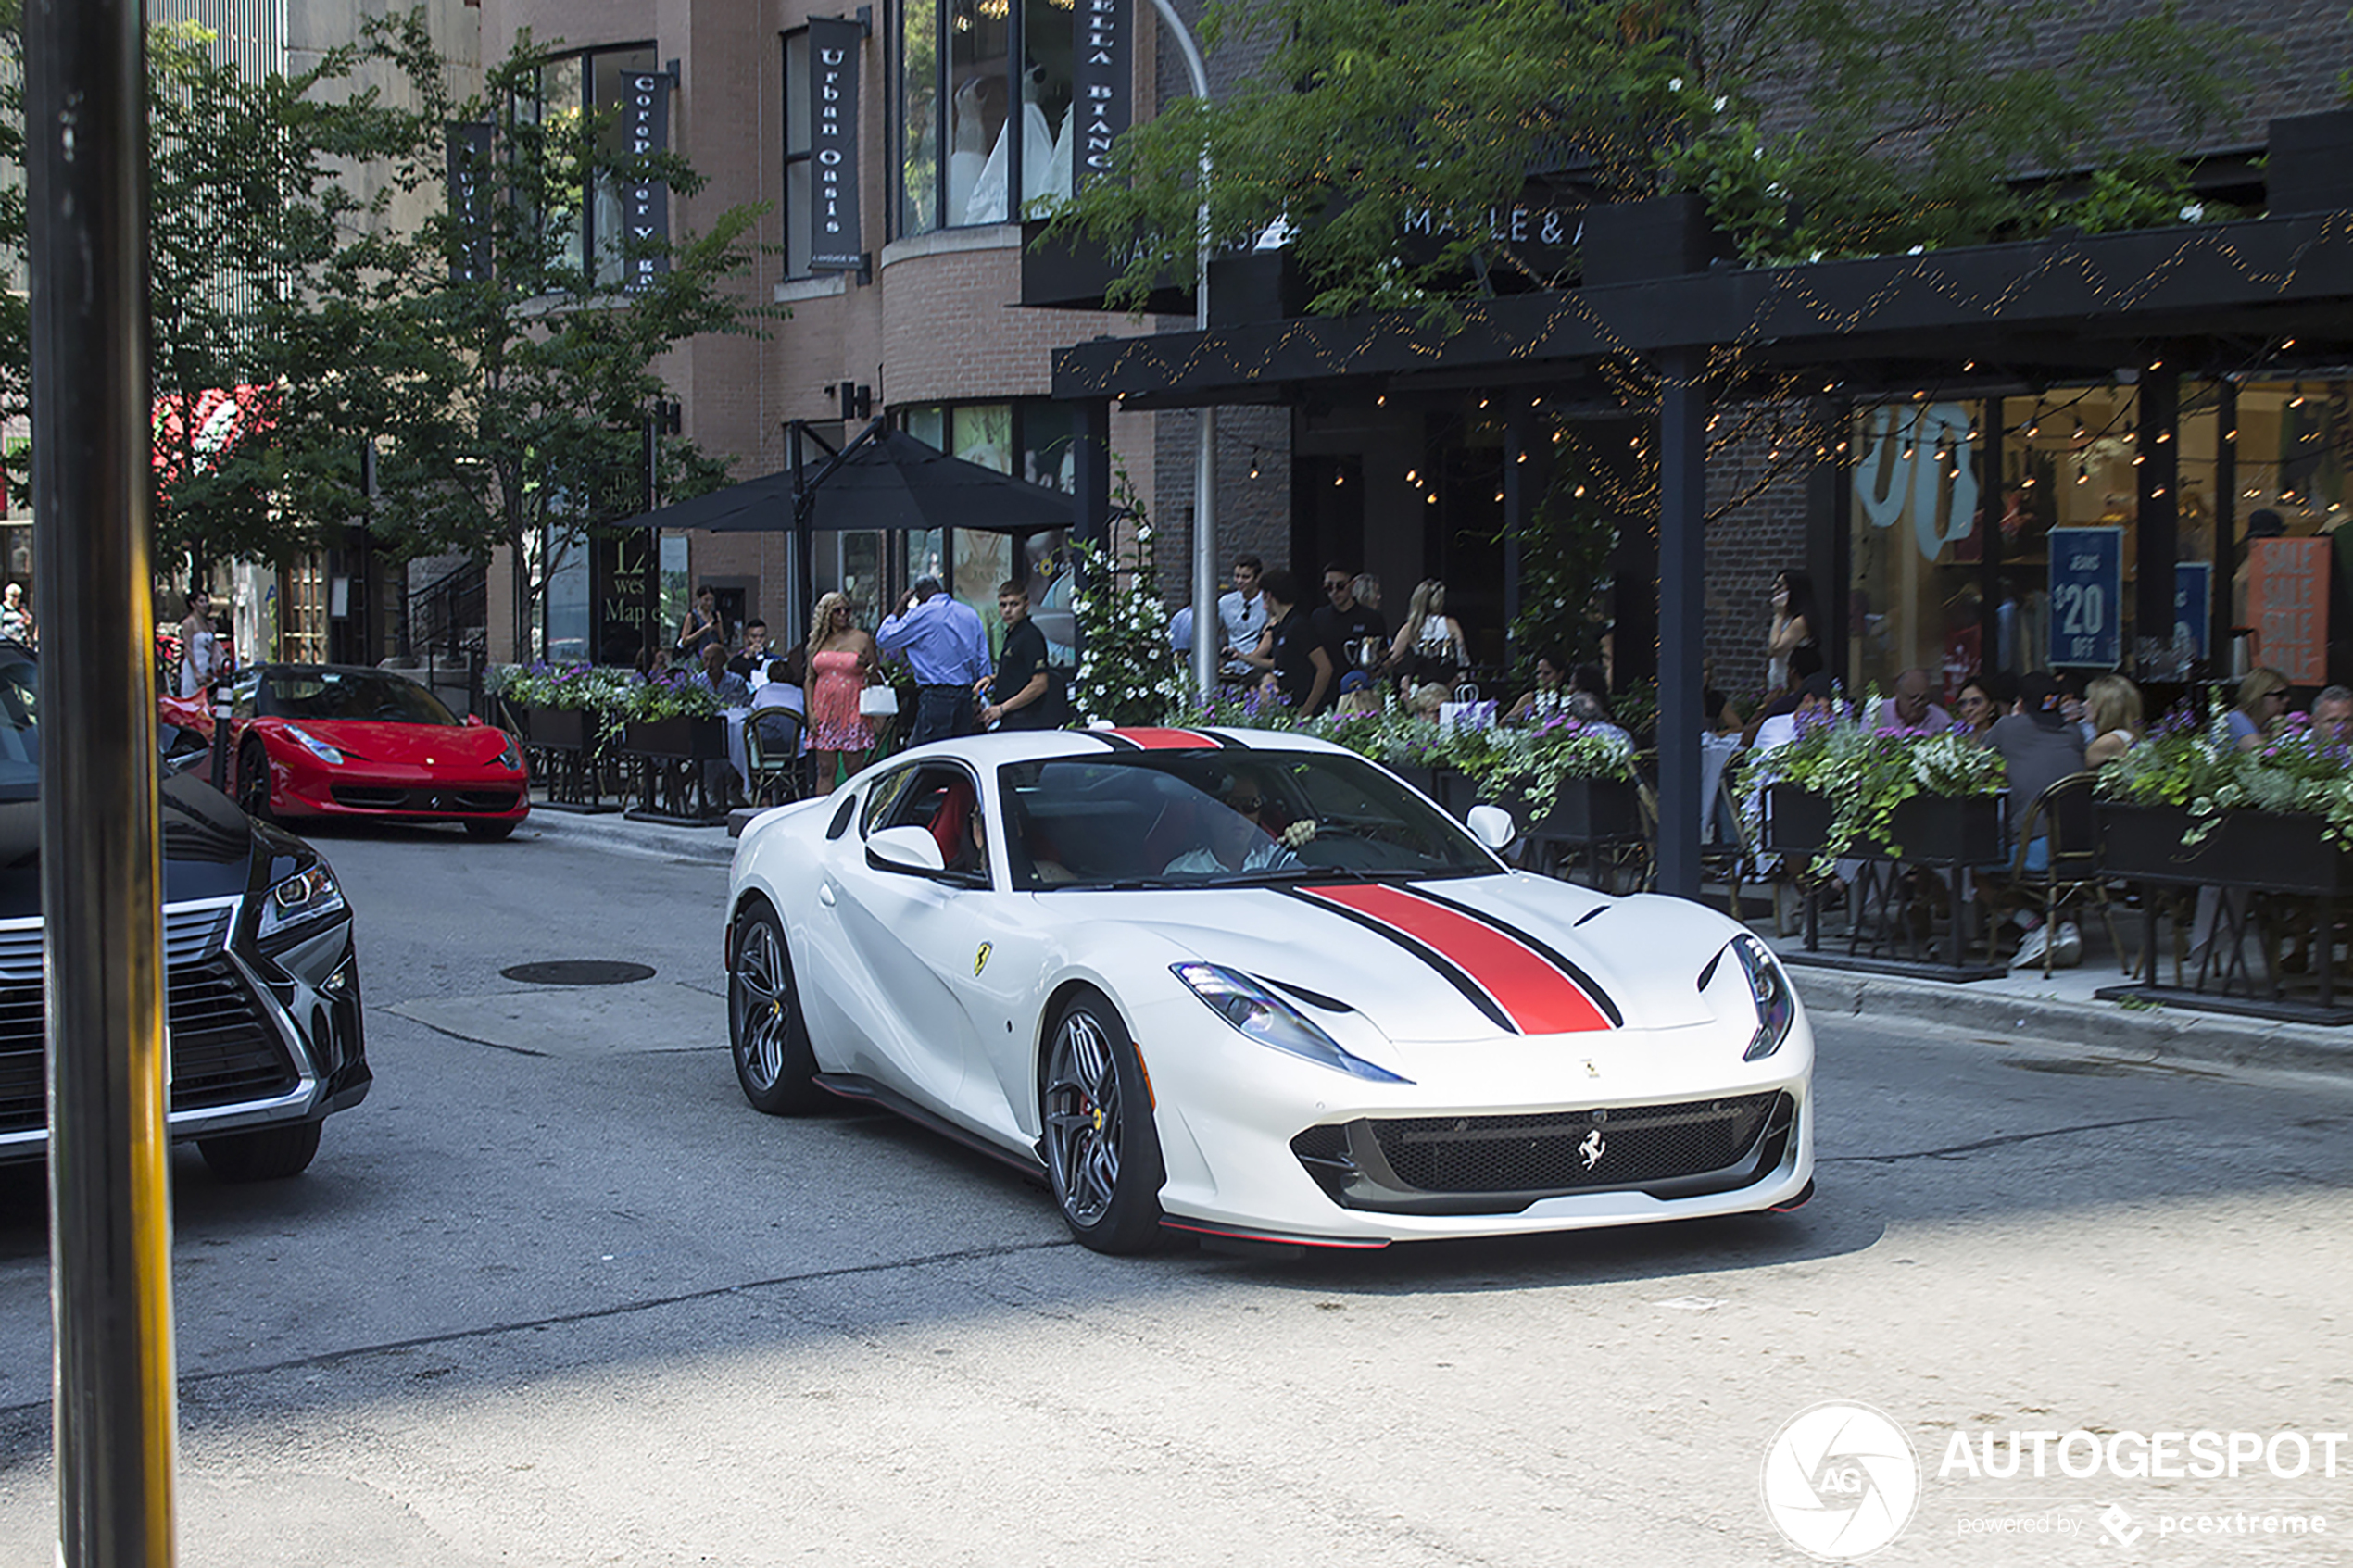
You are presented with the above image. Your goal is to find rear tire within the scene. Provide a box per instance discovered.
[197,1121,321,1182]
[465,819,519,841]
[1041,989,1164,1254]
[729,901,827,1114]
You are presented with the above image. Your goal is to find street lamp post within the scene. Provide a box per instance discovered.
[1142,0,1219,701]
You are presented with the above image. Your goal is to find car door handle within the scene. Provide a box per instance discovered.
[818,880,837,907]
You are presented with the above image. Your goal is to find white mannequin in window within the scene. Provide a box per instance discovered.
[948,74,997,228]
[965,64,1057,223]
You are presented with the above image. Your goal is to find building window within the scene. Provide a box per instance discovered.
[894,0,1075,238]
[783,30,812,278]
[900,400,1077,664]
[510,43,660,288]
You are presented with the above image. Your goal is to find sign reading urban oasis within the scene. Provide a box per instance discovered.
[1071,0,1130,184]
[619,72,673,293]
[809,18,863,269]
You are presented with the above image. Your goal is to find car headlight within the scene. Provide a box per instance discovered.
[497,734,523,771]
[1729,934,1796,1061]
[258,861,346,942]
[1171,962,1409,1084]
[284,724,344,765]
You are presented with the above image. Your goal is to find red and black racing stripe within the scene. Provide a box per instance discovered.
[1096,726,1229,751]
[1290,884,1617,1035]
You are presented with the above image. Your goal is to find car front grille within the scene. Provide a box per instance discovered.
[1290,1092,1796,1216]
[329,785,520,814]
[0,904,300,1138]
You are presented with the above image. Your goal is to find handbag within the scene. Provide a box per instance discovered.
[858,684,900,718]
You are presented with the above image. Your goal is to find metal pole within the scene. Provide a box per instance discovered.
[26,0,178,1559]
[1145,0,1219,701]
[1655,348,1707,902]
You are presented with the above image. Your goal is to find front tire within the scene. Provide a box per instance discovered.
[1041,989,1164,1254]
[197,1121,321,1182]
[235,739,273,822]
[729,900,826,1114]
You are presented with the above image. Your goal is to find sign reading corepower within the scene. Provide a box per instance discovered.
[1071,0,1130,185]
[809,19,863,270]
[620,72,672,293]
[2049,526,2123,668]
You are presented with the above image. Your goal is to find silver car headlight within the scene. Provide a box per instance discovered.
[284,724,345,765]
[1730,934,1796,1061]
[258,861,347,942]
[497,734,524,771]
[1171,962,1410,1084]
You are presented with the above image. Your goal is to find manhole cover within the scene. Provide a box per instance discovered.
[500,960,657,986]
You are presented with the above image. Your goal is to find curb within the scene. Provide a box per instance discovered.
[514,806,737,865]
[1790,968,2353,1078]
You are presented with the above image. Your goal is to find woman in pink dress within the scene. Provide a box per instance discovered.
[806,592,879,789]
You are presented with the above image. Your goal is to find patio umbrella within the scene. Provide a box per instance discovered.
[615,423,1077,536]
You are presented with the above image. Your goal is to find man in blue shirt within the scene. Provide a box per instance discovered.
[878,574,990,746]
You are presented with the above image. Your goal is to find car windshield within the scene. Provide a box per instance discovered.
[0,649,37,801]
[995,749,1496,891]
[259,669,456,725]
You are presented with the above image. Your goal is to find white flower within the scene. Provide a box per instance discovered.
[1907,245,1924,255]
[2180,202,2205,222]
[1713,95,1727,113]
[1668,76,1683,92]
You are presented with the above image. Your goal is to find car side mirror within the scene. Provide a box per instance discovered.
[462,714,484,727]
[1466,804,1516,851]
[866,824,947,874]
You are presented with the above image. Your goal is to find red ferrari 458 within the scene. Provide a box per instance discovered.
[212,665,529,839]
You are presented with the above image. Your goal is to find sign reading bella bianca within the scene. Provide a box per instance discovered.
[1070,0,1130,184]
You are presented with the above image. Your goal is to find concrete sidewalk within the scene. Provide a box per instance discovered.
[511,792,2353,1078]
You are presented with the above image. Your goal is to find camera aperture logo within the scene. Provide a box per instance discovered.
[1762,1401,1922,1559]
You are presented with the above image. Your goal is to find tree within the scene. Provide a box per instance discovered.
[0,7,452,569]
[366,31,768,662]
[1050,0,2259,316]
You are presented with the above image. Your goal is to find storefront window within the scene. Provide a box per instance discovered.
[896,0,1074,237]
[784,31,813,278]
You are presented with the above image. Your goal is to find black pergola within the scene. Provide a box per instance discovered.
[1051,207,2353,897]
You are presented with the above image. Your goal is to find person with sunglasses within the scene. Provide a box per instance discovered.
[1312,562,1390,685]
[1161,771,1318,877]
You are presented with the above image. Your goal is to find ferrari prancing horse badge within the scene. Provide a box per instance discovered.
[974,942,991,976]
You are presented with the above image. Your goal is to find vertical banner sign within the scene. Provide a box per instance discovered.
[808,19,863,270]
[2048,527,2122,668]
[1072,0,1130,185]
[2249,537,2332,684]
[2173,561,2213,662]
[447,122,495,282]
[620,72,673,293]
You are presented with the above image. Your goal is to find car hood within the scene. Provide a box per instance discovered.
[261,719,509,768]
[1058,876,1729,1044]
[0,772,257,920]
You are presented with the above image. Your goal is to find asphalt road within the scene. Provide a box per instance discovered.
[1,821,2349,1564]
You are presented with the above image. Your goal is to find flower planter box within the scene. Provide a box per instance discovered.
[2097,802,2353,897]
[1388,763,1478,821]
[525,704,592,752]
[621,715,727,761]
[1764,784,2001,864]
[1500,777,1644,842]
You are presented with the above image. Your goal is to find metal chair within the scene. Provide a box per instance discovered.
[743,709,806,807]
[1979,771,2127,975]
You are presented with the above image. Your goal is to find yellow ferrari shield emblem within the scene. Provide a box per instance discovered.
[974,941,992,977]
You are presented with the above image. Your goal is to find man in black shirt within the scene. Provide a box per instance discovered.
[726,619,774,681]
[1311,564,1388,684]
[981,580,1061,730]
[1249,568,1336,716]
